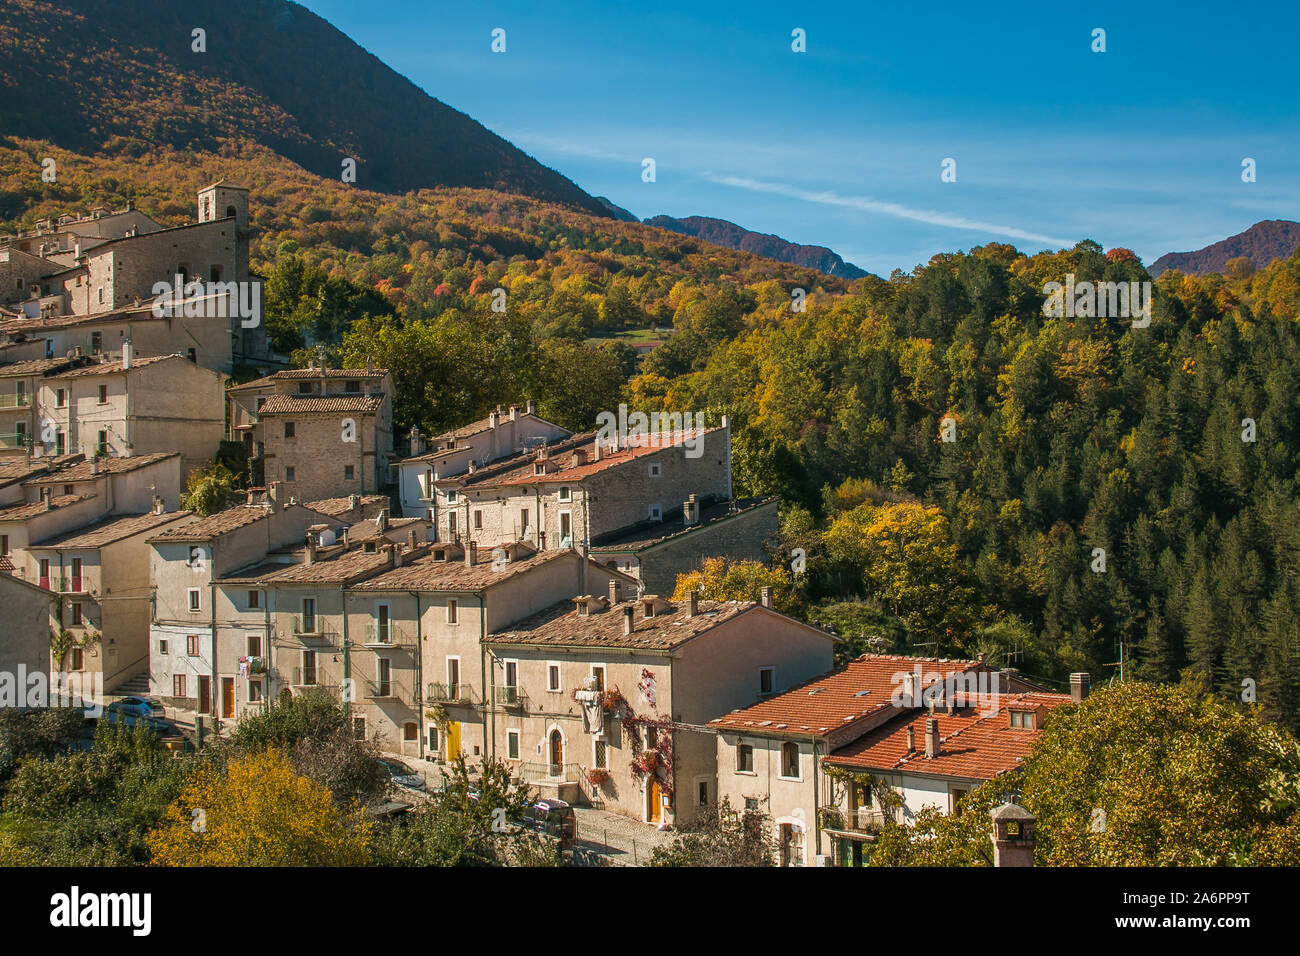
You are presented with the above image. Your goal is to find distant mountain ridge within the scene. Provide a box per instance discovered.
[0,0,607,214]
[1151,220,1300,276]
[644,214,868,279]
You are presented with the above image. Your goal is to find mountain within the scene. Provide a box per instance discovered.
[1150,220,1300,276]
[0,0,607,214]
[595,197,638,222]
[644,215,868,279]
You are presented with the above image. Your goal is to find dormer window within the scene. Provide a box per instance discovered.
[1009,709,1036,729]
[445,438,455,449]
[298,382,312,394]
[534,462,546,476]
[363,542,377,554]
[345,381,360,393]
[433,549,446,562]
[446,490,457,503]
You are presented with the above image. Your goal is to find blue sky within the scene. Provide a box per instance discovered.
[300,0,1297,276]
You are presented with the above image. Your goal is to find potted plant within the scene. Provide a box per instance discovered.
[586,767,611,787]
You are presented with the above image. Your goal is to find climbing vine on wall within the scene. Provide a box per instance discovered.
[623,712,676,795]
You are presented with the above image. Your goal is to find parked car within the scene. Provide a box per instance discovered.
[107,696,164,720]
[516,799,577,850]
[381,758,426,791]
[99,697,176,734]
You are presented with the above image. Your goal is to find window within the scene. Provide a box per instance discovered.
[39,558,50,586]
[352,717,366,741]
[285,466,295,482]
[446,599,458,624]
[209,265,222,282]
[649,505,662,521]
[428,725,440,751]
[547,663,561,692]
[446,490,457,503]
[247,589,260,609]
[297,382,312,394]
[404,722,418,741]
[648,463,662,478]
[96,431,107,454]
[737,743,754,773]
[284,421,295,438]
[301,598,315,632]
[158,639,168,655]
[187,588,201,612]
[446,657,460,695]
[256,396,266,411]
[447,511,457,534]
[759,667,775,695]
[1010,710,1034,729]
[70,602,82,625]
[246,634,261,656]
[591,665,605,692]
[248,681,263,702]
[301,650,317,685]
[63,485,74,496]
[473,510,482,530]
[375,603,391,643]
[55,388,66,408]
[951,788,969,815]
[558,486,571,502]
[90,332,100,353]
[173,674,186,697]
[744,797,759,811]
[56,432,65,455]
[520,508,530,532]
[559,511,572,544]
[345,381,360,393]
[97,287,103,304]
[97,384,107,404]
[0,535,5,556]
[594,739,608,769]
[781,742,800,779]
[375,658,391,697]
[698,781,709,806]
[344,465,354,481]
[504,660,518,688]
[506,729,520,760]
[70,647,83,670]
[187,348,196,363]
[187,634,200,656]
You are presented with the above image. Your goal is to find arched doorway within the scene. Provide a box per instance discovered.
[549,729,563,776]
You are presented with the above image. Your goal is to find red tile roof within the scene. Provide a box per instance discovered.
[21,452,177,485]
[32,510,190,549]
[228,368,391,391]
[44,354,177,378]
[708,654,984,738]
[0,493,96,522]
[257,394,384,415]
[823,692,1072,781]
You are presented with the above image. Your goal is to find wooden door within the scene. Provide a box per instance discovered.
[197,675,211,714]
[549,730,563,774]
[446,721,461,760]
[648,777,662,822]
[221,677,235,718]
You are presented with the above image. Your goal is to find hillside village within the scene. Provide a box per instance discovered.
[0,186,1090,866]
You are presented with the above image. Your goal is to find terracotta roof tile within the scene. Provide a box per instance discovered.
[255,547,402,585]
[708,654,985,737]
[228,368,390,391]
[0,493,96,522]
[487,597,760,650]
[22,452,177,485]
[45,354,178,378]
[257,394,384,415]
[147,505,270,542]
[32,510,190,549]
[351,547,574,593]
[302,494,390,518]
[823,692,1072,780]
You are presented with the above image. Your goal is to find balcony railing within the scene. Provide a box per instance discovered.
[0,433,32,450]
[427,681,478,704]
[818,806,889,833]
[494,685,526,708]
[292,616,337,641]
[518,761,581,782]
[0,394,31,408]
[363,621,411,646]
[363,677,411,702]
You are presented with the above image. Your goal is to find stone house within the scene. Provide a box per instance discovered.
[0,569,56,687]
[394,401,571,519]
[483,588,836,827]
[710,654,1078,866]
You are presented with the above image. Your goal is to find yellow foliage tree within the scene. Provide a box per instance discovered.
[672,557,795,612]
[146,749,371,866]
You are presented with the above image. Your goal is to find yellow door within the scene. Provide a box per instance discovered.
[648,778,661,822]
[446,721,461,760]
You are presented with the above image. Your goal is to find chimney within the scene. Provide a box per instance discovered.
[42,487,52,511]
[121,339,132,370]
[906,724,916,754]
[90,456,99,475]
[409,426,421,457]
[152,495,164,516]
[687,590,698,617]
[348,493,359,514]
[593,440,600,462]
[1070,672,1091,703]
[394,543,404,568]
[683,494,699,527]
[573,448,587,466]
[526,399,536,415]
[759,586,773,609]
[465,541,477,567]
[509,404,519,422]
[407,528,417,550]
[375,509,387,532]
[925,717,940,758]
[305,535,317,565]
[622,605,634,636]
[489,410,499,429]
[991,803,1037,867]
[342,527,350,548]
[608,578,619,606]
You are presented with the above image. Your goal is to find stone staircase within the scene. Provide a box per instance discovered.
[113,672,152,697]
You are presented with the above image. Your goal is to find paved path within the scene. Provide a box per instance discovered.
[570,805,676,865]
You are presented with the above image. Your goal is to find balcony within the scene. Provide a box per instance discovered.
[291,616,334,642]
[363,677,411,702]
[0,394,31,409]
[494,685,527,708]
[0,433,32,450]
[427,681,478,704]
[519,761,581,783]
[818,806,889,833]
[363,621,410,646]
